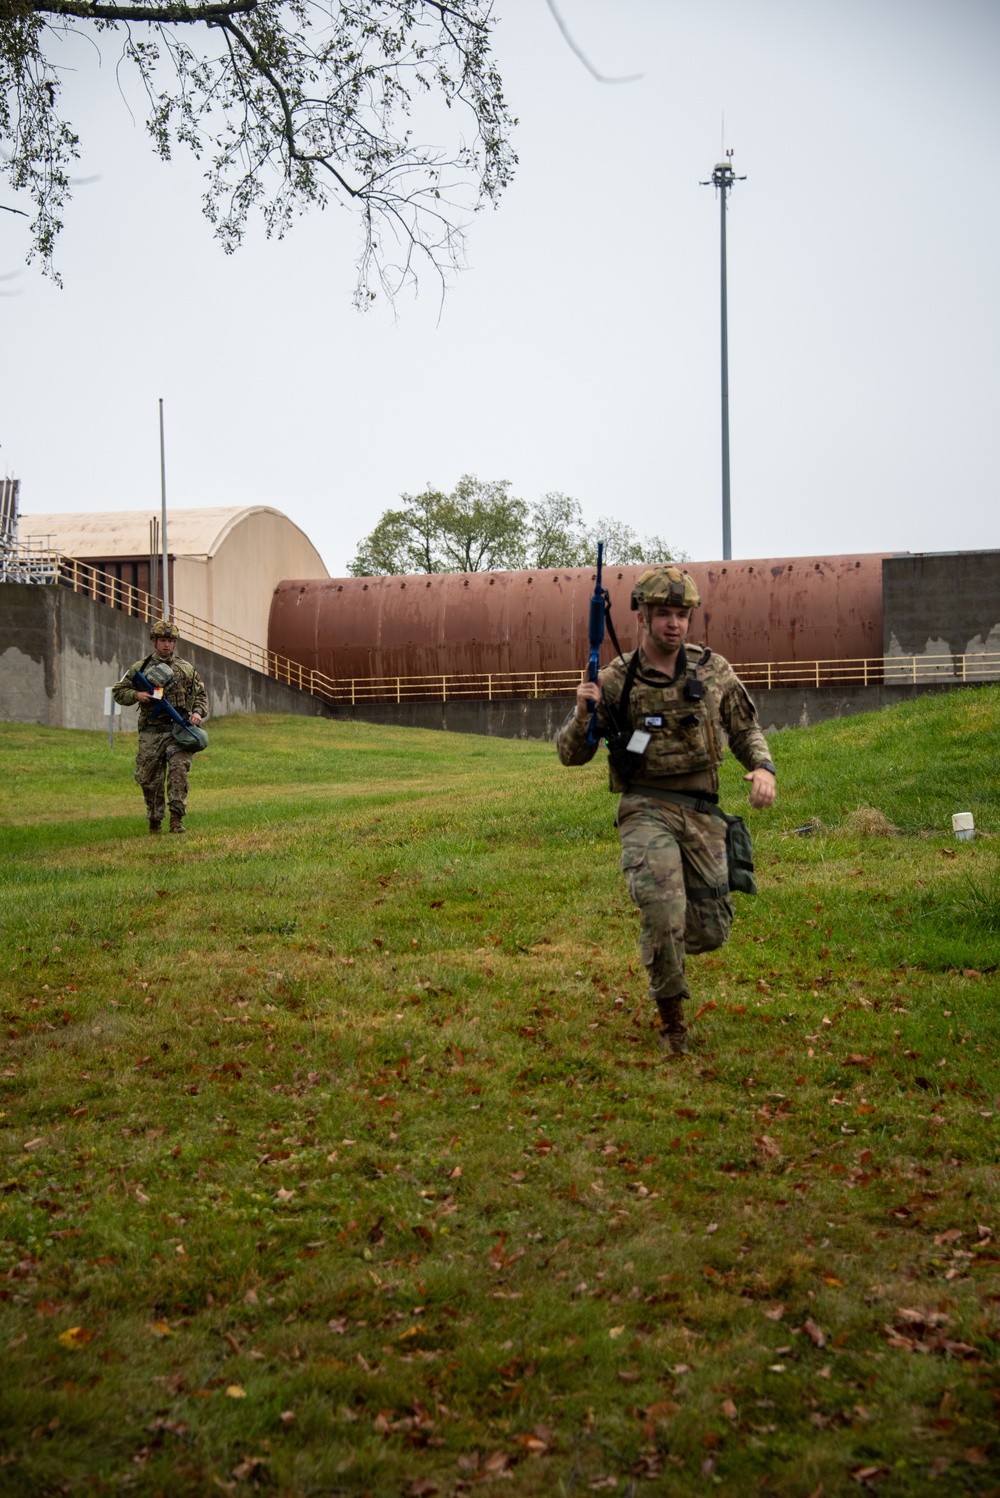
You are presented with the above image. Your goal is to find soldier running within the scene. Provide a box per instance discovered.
[556,566,776,1053]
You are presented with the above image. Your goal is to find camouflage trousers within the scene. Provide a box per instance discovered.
[617,792,734,1008]
[134,730,193,824]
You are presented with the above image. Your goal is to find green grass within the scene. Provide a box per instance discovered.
[1,689,999,1497]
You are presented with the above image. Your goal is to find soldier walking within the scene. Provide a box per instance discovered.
[112,620,208,834]
[556,567,776,1053]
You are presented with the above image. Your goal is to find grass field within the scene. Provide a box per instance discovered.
[1,686,998,1497]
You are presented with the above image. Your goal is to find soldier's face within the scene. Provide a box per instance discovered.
[153,637,176,660]
[646,604,691,649]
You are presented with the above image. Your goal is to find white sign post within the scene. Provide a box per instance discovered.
[103,687,121,748]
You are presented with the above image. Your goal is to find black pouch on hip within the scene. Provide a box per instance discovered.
[722,812,757,896]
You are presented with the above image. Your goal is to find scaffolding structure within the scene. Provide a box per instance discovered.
[0,479,60,585]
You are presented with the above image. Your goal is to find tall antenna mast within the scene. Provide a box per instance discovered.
[700,147,745,561]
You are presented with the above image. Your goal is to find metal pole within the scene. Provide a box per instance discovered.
[701,151,745,562]
[719,181,731,562]
[158,399,170,619]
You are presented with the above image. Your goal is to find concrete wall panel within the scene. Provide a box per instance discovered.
[0,585,331,730]
[883,552,1000,681]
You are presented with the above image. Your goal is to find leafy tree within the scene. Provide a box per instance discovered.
[348,474,526,576]
[585,516,685,567]
[0,0,517,297]
[529,491,589,568]
[434,474,527,572]
[348,478,687,576]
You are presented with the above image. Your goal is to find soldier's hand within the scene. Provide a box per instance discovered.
[575,672,601,722]
[744,768,776,809]
[136,691,152,704]
[190,713,203,726]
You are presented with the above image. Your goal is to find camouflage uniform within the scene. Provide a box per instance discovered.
[556,643,773,1047]
[112,655,208,830]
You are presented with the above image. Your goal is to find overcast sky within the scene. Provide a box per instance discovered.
[3,0,998,576]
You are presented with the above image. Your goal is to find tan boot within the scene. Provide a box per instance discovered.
[169,814,185,834]
[655,995,689,1056]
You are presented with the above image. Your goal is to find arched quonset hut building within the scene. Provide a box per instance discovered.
[269,553,889,686]
[20,506,328,649]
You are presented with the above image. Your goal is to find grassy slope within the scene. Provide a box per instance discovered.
[0,688,998,1496]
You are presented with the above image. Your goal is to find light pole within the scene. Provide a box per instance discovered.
[701,149,745,561]
[158,398,170,619]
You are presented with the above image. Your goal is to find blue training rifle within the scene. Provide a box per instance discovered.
[586,541,606,745]
[133,666,195,735]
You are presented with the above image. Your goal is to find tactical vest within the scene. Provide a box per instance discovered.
[604,645,723,781]
[133,656,199,730]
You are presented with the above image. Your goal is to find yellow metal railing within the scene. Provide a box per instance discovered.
[731,654,1000,690]
[7,547,998,706]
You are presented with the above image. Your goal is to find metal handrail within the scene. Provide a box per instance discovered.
[5,545,998,706]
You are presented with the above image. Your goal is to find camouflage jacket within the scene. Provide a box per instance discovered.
[556,643,773,795]
[112,655,208,733]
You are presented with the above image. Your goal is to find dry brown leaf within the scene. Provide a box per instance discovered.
[802,1317,827,1349]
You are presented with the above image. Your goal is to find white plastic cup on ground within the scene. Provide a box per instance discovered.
[952,812,975,842]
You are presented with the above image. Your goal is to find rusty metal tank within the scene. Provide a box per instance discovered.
[268,554,889,682]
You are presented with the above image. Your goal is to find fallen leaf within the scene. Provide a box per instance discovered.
[609,1325,625,1339]
[225,1385,247,1399]
[642,1399,680,1423]
[754,1134,782,1159]
[721,1397,738,1419]
[763,1304,785,1321]
[58,1327,95,1349]
[802,1317,827,1349]
[693,1000,718,1021]
[279,1410,295,1426]
[150,1320,174,1338]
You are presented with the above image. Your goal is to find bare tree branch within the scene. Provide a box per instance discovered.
[544,0,642,85]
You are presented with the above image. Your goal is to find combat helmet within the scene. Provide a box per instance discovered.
[630,566,701,611]
[150,619,180,640]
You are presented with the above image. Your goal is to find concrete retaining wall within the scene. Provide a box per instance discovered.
[883,551,1000,678]
[0,584,332,730]
[2,582,990,740]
